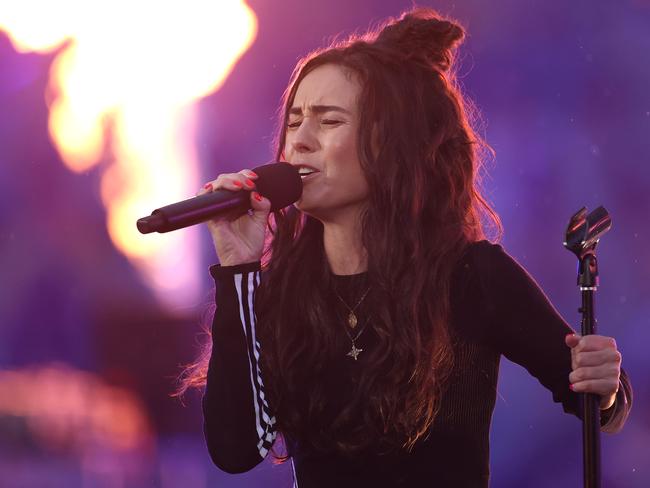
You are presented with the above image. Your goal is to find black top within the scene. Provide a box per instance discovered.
[202,240,632,487]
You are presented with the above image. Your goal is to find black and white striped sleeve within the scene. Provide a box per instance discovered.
[202,261,277,474]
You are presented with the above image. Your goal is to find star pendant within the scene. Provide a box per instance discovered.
[347,344,363,360]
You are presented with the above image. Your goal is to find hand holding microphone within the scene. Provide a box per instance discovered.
[136,162,302,266]
[199,168,271,266]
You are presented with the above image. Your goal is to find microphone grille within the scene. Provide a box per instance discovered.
[252,162,303,211]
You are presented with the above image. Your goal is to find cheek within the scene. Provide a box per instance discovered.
[327,131,360,171]
[328,141,368,195]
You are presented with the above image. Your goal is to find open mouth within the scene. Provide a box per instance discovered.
[297,165,320,180]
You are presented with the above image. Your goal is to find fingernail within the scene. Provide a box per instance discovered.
[253,192,262,202]
[565,333,575,340]
[569,384,574,391]
[233,181,243,187]
[204,183,212,189]
[245,179,254,188]
[247,170,258,178]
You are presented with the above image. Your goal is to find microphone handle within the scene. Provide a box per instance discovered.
[137,190,250,234]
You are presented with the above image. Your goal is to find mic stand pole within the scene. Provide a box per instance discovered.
[577,247,601,488]
[563,206,612,488]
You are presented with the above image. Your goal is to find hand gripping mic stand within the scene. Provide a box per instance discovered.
[563,206,612,488]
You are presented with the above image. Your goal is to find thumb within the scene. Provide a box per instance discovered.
[565,332,582,349]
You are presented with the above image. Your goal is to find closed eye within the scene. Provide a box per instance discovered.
[287,119,342,129]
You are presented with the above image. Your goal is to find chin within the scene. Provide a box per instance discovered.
[293,192,366,223]
[293,200,320,219]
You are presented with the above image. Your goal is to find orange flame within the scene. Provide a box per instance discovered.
[1,1,258,310]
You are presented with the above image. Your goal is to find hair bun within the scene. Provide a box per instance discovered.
[375,8,465,72]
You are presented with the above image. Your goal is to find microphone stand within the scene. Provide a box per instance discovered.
[563,206,612,488]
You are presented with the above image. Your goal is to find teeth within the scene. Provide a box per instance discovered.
[298,168,316,175]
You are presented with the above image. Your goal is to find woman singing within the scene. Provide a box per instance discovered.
[184,7,632,487]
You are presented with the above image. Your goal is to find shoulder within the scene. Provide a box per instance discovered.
[448,240,507,307]
[455,239,509,278]
[452,239,538,308]
[454,239,558,321]
[447,240,509,342]
[459,239,505,262]
[457,239,526,278]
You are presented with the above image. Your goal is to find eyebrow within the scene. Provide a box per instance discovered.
[288,105,351,116]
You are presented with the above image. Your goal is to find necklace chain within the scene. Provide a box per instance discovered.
[333,285,371,360]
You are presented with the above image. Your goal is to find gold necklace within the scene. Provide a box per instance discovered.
[333,286,371,360]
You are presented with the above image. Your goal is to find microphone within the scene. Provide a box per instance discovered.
[136,162,302,234]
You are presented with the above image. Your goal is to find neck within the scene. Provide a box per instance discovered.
[321,207,367,275]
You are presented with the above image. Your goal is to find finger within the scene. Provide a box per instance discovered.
[200,173,256,194]
[196,182,214,196]
[573,335,618,354]
[565,332,581,349]
[569,363,620,385]
[572,349,622,370]
[570,378,620,398]
[221,172,256,191]
[239,169,259,180]
[250,191,271,215]
[213,173,255,191]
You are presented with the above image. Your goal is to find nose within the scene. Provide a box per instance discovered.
[288,119,319,155]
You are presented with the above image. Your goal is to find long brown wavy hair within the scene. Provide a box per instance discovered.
[179,7,501,457]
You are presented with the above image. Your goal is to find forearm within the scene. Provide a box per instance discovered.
[202,261,277,473]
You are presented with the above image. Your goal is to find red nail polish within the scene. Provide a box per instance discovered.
[247,171,257,178]
[254,192,262,202]
[233,181,242,187]
[204,183,212,189]
[569,384,574,391]
[245,179,254,187]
